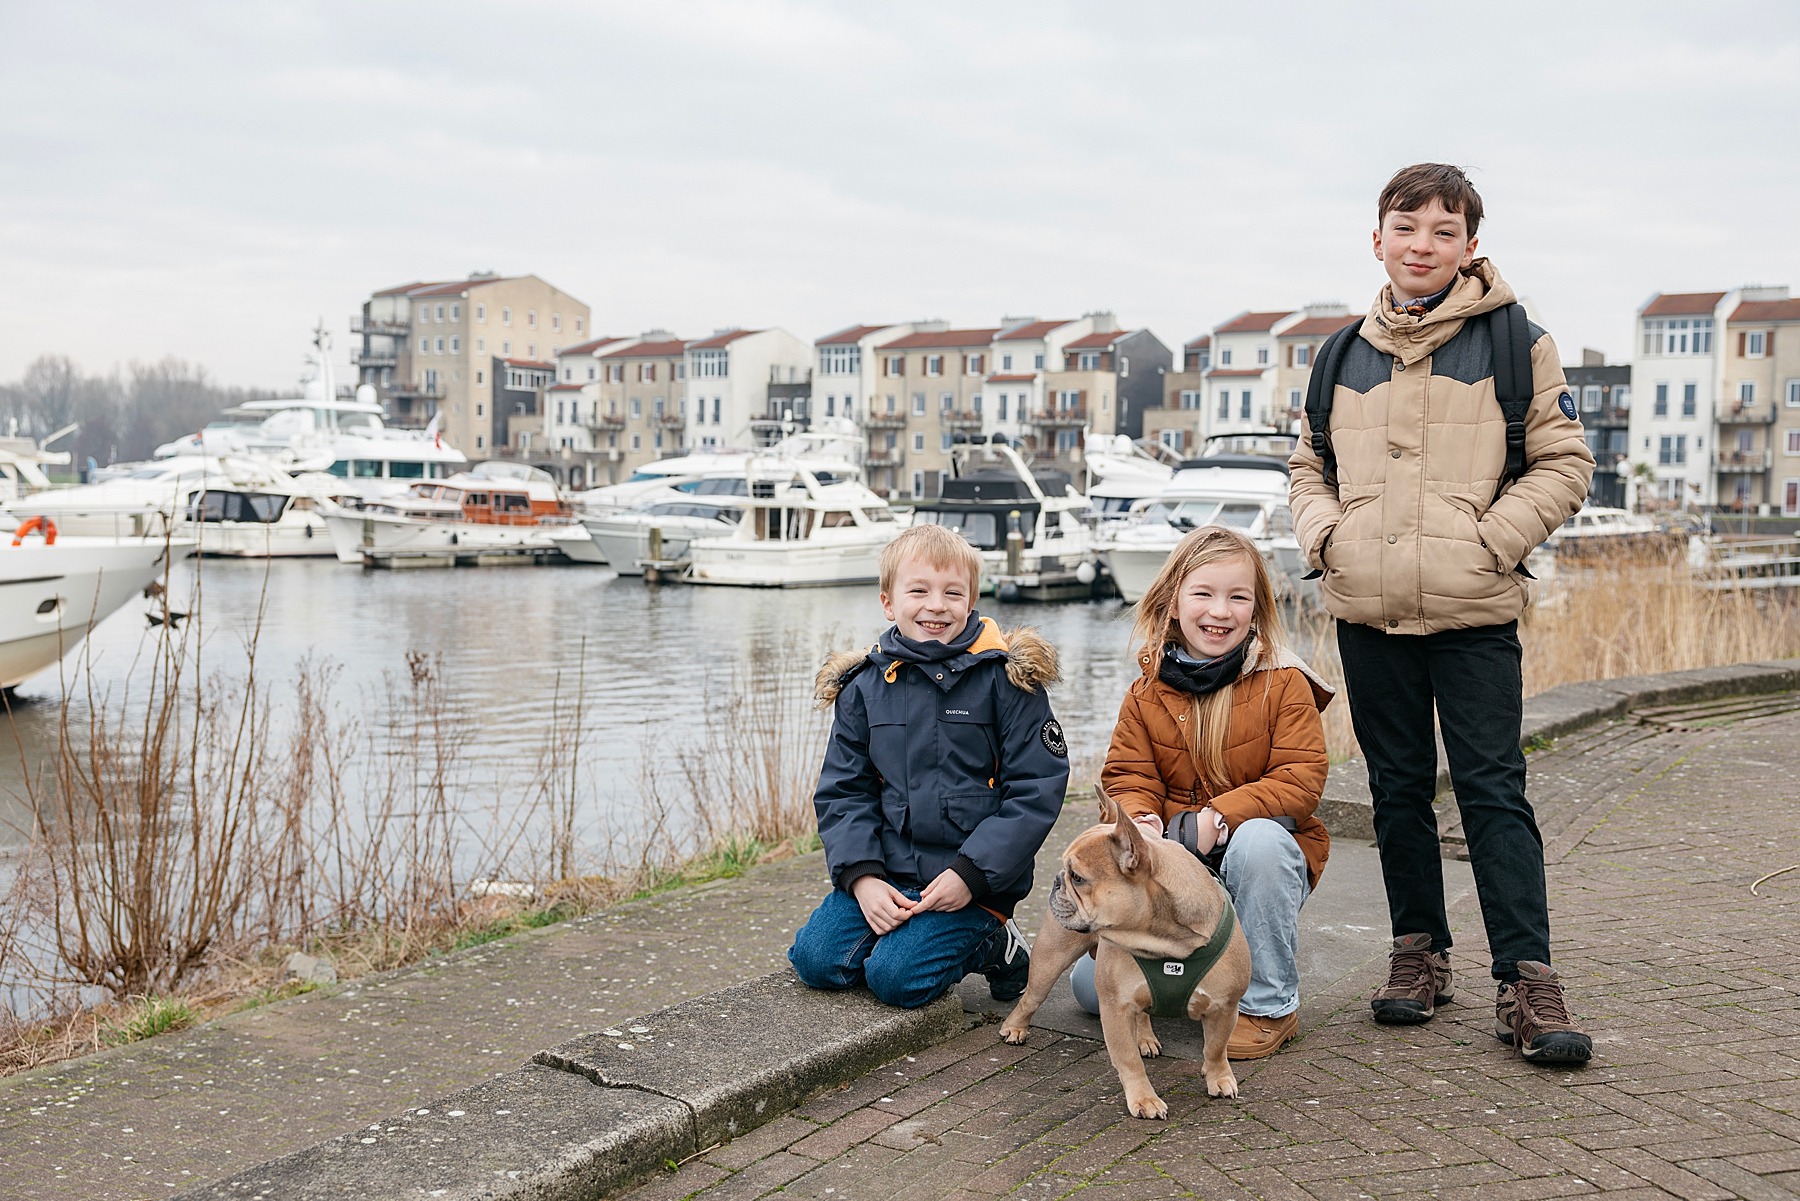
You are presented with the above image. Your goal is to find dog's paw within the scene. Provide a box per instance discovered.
[1137,1033,1162,1058]
[1125,1089,1169,1120]
[1204,1068,1239,1100]
[999,1021,1030,1046]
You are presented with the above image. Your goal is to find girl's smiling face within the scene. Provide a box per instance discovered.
[1173,553,1258,660]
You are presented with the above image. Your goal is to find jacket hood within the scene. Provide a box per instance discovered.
[1361,257,1517,365]
[1137,634,1334,712]
[814,616,1061,706]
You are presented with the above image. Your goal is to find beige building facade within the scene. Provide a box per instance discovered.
[868,327,997,499]
[1145,335,1210,455]
[1723,297,1800,514]
[595,335,690,481]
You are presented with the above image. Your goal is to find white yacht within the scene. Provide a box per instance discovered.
[909,437,1099,601]
[184,471,354,558]
[0,532,197,690]
[320,462,588,565]
[7,455,300,540]
[1100,435,1304,605]
[1082,433,1177,525]
[583,497,742,577]
[572,420,866,521]
[1546,506,1671,558]
[685,460,899,587]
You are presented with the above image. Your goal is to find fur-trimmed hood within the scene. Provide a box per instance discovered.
[814,616,1060,708]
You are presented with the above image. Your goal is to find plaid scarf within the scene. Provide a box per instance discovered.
[1393,279,1454,318]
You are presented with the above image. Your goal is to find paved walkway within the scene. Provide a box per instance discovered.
[4,694,1798,1200]
[617,700,1800,1201]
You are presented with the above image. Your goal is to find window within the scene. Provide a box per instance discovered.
[972,393,982,414]
[1788,380,1800,407]
[1295,345,1311,368]
[606,363,622,382]
[712,397,721,424]
[552,313,561,332]
[1786,479,1799,517]
[1581,385,1601,412]
[998,394,1009,420]
[1257,346,1269,366]
[1240,391,1252,420]
[527,310,538,329]
[1034,353,1044,370]
[435,304,445,321]
[630,398,642,418]
[1180,390,1202,410]
[912,433,925,453]
[885,355,903,376]
[1682,383,1696,418]
[1001,353,1013,370]
[1654,383,1668,417]
[913,393,926,416]
[1078,351,1101,371]
[1746,330,1767,357]
[476,371,484,384]
[476,338,485,354]
[693,349,729,377]
[476,435,485,449]
[820,345,861,375]
[1658,435,1687,466]
[1119,356,1130,377]
[501,340,511,355]
[824,395,835,417]
[1220,347,1233,366]
[419,336,429,353]
[926,355,943,376]
[885,394,896,413]
[653,397,665,418]
[587,365,595,380]
[940,392,953,411]
[631,434,641,451]
[575,317,583,333]
[435,337,444,353]
[1615,385,1630,412]
[502,307,512,325]
[1288,388,1303,411]
[941,433,953,451]
[911,471,924,497]
[418,304,431,323]
[639,363,656,382]
[967,354,984,375]
[1787,430,1800,456]
[1217,390,1230,419]
[1739,381,1756,405]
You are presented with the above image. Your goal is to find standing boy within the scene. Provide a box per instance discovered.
[788,524,1068,1008]
[1289,163,1595,1064]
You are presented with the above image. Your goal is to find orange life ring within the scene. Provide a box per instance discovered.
[12,516,57,547]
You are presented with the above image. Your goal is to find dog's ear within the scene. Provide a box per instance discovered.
[1107,795,1150,874]
[1094,783,1120,825]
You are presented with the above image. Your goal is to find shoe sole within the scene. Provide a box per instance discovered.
[1494,1023,1593,1064]
[1372,989,1454,1025]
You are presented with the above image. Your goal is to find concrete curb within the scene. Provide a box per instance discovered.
[1317,656,1800,840]
[173,972,963,1201]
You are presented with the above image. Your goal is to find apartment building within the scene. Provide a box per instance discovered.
[868,326,998,499]
[1564,350,1632,509]
[491,357,557,454]
[539,336,634,488]
[986,318,1088,446]
[685,328,812,450]
[814,324,916,432]
[1205,310,1291,437]
[593,334,688,480]
[1273,308,1358,431]
[1723,293,1800,515]
[351,275,590,455]
[1035,327,1171,466]
[1146,336,1210,455]
[1628,290,1725,507]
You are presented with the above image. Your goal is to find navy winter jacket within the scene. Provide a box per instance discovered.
[811,615,1068,916]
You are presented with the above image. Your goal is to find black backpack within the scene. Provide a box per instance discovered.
[1302,304,1535,489]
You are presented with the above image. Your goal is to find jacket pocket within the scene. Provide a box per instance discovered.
[942,789,1001,839]
[1440,492,1507,572]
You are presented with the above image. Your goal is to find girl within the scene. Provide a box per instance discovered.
[1073,524,1333,1059]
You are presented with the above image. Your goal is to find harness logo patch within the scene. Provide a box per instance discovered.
[1558,391,1578,421]
[1163,962,1184,976]
[1039,719,1068,758]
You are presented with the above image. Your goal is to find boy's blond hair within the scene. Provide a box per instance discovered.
[879,524,982,596]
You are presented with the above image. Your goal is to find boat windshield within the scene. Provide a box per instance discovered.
[186,490,288,524]
[1147,499,1266,533]
[915,510,1002,548]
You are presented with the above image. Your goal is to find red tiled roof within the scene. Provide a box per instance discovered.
[410,277,514,298]
[560,336,628,356]
[1216,310,1292,334]
[602,339,687,359]
[1064,330,1132,350]
[373,279,440,297]
[689,329,758,350]
[986,373,1037,383]
[1205,368,1266,378]
[996,319,1073,341]
[546,383,584,392]
[503,358,556,370]
[816,323,893,346]
[878,328,1001,350]
[1281,315,1360,337]
[1641,291,1725,317]
[1185,335,1211,348]
[1730,299,1800,323]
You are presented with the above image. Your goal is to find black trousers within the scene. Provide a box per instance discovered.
[1335,619,1551,979]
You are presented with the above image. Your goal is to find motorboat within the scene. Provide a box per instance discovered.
[909,436,1099,601]
[1100,434,1304,605]
[572,420,866,520]
[1083,433,1177,525]
[1546,506,1677,559]
[685,459,899,587]
[319,461,590,565]
[583,498,742,577]
[184,470,355,558]
[0,428,75,506]
[7,455,305,540]
[0,528,197,690]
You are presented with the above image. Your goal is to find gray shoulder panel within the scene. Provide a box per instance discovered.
[1429,318,1493,386]
[1336,336,1392,396]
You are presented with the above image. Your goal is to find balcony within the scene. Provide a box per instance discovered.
[942,410,983,430]
[351,349,397,367]
[1722,400,1776,425]
[865,447,904,466]
[864,412,907,429]
[1032,406,1087,428]
[390,380,444,400]
[1716,448,1773,473]
[653,412,687,430]
[350,316,410,337]
[591,413,626,430]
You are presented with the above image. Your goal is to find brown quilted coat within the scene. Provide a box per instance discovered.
[1288,259,1595,634]
[1100,640,1332,888]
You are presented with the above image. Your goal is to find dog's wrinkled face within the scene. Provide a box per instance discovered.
[1050,801,1154,935]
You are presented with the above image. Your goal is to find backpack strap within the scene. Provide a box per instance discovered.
[1301,321,1362,488]
[1488,303,1535,487]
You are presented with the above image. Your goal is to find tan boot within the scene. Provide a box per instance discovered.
[1225,1010,1298,1060]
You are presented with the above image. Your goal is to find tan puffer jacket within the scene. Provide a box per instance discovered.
[1288,260,1595,634]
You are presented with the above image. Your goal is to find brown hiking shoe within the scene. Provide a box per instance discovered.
[1495,961,1592,1065]
[1226,1011,1299,1060]
[1371,933,1454,1024]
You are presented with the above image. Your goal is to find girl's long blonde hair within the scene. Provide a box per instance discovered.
[1129,525,1286,796]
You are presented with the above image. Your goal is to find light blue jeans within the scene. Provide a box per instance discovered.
[1072,817,1311,1018]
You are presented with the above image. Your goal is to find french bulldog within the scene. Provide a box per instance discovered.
[1000,792,1250,1119]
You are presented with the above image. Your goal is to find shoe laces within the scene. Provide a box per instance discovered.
[1514,977,1571,1025]
[1001,919,1028,965]
[1386,949,1437,991]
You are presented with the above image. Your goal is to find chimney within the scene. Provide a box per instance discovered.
[1581,348,1605,367]
[912,319,950,333]
[1084,310,1119,333]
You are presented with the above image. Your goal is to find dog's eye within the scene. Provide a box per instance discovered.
[1066,869,1085,887]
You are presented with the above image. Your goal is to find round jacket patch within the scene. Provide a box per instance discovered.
[1558,391,1578,420]
[1040,718,1068,758]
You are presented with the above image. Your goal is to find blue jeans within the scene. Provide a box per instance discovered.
[1073,817,1311,1018]
[788,886,1000,1009]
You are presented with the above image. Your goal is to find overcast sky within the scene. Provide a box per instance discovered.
[3,1,1796,390]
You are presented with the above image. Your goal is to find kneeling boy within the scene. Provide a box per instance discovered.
[788,524,1068,1008]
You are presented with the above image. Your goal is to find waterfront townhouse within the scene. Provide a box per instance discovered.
[1036,326,1171,464]
[1627,291,1725,508]
[814,324,915,432]
[352,274,590,455]
[685,328,812,450]
[1723,291,1800,516]
[542,336,634,488]
[595,334,688,480]
[869,325,998,499]
[1205,311,1292,438]
[1564,349,1632,509]
[1146,336,1211,455]
[491,357,557,457]
[986,318,1086,447]
[1273,308,1358,431]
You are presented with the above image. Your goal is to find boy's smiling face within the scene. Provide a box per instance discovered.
[1373,199,1478,303]
[881,555,974,644]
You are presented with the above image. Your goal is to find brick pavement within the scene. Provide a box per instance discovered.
[620,704,1800,1201]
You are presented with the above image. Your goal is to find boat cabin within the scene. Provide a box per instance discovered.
[387,482,568,525]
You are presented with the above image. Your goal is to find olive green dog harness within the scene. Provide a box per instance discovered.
[1132,890,1238,1019]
